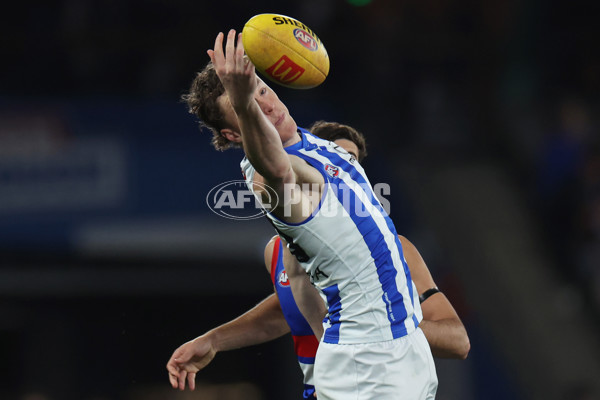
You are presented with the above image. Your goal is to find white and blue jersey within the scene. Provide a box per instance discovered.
[242,128,422,345]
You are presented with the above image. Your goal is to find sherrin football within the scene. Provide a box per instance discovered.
[242,14,329,89]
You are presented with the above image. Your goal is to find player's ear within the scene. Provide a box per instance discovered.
[220,128,242,144]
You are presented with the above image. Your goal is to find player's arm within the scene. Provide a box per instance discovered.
[399,235,470,359]
[166,239,292,393]
[209,30,295,190]
[167,293,289,391]
[282,241,327,339]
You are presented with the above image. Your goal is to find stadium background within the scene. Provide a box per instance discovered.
[1,1,599,399]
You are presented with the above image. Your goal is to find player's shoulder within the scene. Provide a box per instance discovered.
[398,235,413,249]
[303,129,339,153]
[265,235,279,249]
[398,235,422,261]
[263,235,281,273]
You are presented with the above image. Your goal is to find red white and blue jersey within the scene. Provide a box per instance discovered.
[270,236,318,399]
[241,129,422,345]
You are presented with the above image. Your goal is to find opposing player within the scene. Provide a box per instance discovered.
[167,123,469,398]
[177,30,437,399]
[307,123,468,361]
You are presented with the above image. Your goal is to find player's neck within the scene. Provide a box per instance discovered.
[282,128,302,147]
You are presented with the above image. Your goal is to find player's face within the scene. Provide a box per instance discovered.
[334,138,360,160]
[217,76,297,144]
[252,77,299,144]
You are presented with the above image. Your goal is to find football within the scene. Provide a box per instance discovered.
[242,14,329,89]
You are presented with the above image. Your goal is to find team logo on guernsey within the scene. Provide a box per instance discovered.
[278,270,290,287]
[325,164,340,178]
[266,55,305,84]
[293,28,318,51]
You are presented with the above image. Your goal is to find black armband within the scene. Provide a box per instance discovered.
[419,287,441,304]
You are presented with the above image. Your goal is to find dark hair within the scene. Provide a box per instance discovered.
[309,121,368,161]
[181,62,240,151]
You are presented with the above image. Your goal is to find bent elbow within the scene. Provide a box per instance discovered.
[458,336,471,360]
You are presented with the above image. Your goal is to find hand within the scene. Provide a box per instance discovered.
[208,29,256,113]
[166,334,218,391]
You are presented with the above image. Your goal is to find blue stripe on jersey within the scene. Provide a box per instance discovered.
[285,132,412,338]
[322,284,342,344]
[313,141,416,336]
[297,355,316,364]
[303,385,316,399]
[392,233,420,328]
[332,179,408,338]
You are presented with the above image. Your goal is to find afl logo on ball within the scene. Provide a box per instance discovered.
[278,270,290,287]
[293,28,318,51]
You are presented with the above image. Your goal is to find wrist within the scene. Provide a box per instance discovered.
[233,98,258,118]
[201,330,221,353]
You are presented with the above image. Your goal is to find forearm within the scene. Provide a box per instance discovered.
[400,235,470,359]
[289,276,326,339]
[207,294,290,352]
[419,318,470,359]
[237,102,292,182]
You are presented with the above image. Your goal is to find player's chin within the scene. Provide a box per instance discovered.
[280,115,297,132]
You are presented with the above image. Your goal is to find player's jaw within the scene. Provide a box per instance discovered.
[215,78,298,146]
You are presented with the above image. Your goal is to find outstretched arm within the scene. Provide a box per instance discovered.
[208,30,295,191]
[166,293,289,391]
[399,235,470,359]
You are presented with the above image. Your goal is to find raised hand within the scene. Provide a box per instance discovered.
[208,30,256,113]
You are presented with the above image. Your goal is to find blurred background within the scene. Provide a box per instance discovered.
[1,0,599,399]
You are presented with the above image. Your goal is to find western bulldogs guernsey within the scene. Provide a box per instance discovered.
[241,128,423,345]
[271,236,318,399]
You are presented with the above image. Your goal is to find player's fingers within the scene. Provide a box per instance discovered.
[168,372,179,389]
[235,33,245,73]
[212,32,225,69]
[178,370,188,391]
[244,57,255,75]
[238,35,255,75]
[166,359,180,377]
[187,372,197,391]
[242,53,255,76]
[225,29,236,72]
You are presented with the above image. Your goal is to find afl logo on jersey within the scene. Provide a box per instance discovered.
[325,164,340,178]
[293,28,318,51]
[278,270,290,287]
